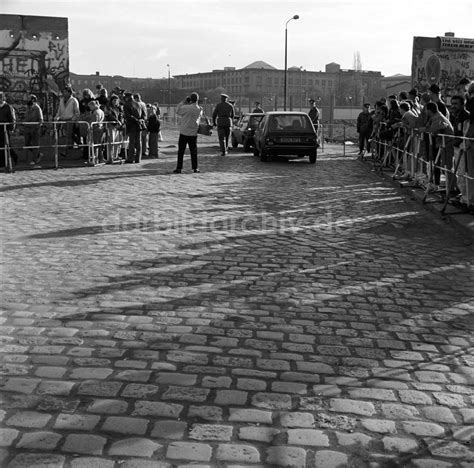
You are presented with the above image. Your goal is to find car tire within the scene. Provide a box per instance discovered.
[243,138,251,152]
[231,136,238,148]
[260,147,268,162]
[309,150,317,164]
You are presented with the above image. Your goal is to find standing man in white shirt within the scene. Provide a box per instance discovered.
[55,86,80,158]
[173,92,203,173]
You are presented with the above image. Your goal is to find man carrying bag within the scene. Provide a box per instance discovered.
[173,92,203,174]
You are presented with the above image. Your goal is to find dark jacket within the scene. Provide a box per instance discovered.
[357,112,371,133]
[147,114,160,133]
[105,105,124,128]
[212,101,234,127]
[123,100,146,132]
[0,102,15,132]
[308,107,319,125]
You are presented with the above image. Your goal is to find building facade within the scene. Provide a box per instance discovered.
[174,61,383,112]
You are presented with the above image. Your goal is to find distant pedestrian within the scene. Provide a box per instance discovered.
[55,86,80,158]
[23,94,44,166]
[252,101,264,113]
[212,94,234,155]
[147,105,160,158]
[356,103,371,156]
[308,98,321,146]
[174,92,202,173]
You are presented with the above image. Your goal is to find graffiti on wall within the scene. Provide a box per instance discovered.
[412,36,474,97]
[0,24,69,120]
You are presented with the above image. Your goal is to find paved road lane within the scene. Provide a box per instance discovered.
[1,144,473,467]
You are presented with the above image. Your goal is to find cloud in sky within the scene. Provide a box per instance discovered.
[2,0,473,78]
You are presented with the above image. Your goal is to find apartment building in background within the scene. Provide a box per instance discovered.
[174,61,383,111]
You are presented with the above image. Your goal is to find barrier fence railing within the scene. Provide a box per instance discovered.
[3,120,474,212]
[365,126,474,212]
[1,120,137,172]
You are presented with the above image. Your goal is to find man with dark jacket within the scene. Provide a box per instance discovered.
[0,91,17,169]
[123,92,146,163]
[356,103,371,156]
[212,94,234,155]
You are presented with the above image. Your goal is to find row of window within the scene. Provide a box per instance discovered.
[181,76,334,89]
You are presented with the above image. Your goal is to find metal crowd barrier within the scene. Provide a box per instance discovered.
[366,126,474,213]
[1,120,132,172]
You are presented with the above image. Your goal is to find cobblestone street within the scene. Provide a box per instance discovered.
[1,141,473,468]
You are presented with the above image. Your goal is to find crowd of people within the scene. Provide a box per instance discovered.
[54,84,163,165]
[356,78,474,207]
[2,79,474,209]
[0,85,163,169]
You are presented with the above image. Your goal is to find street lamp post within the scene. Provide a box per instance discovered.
[299,66,303,111]
[167,64,171,118]
[283,14,299,111]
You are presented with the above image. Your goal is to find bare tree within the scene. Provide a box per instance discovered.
[353,51,362,71]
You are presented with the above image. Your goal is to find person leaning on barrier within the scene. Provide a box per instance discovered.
[463,86,474,207]
[449,94,471,204]
[78,89,95,160]
[466,82,474,115]
[456,77,471,100]
[0,91,17,168]
[55,86,80,159]
[429,83,449,119]
[104,94,125,163]
[87,100,105,165]
[408,88,422,115]
[396,102,418,130]
[418,101,454,189]
[23,94,44,167]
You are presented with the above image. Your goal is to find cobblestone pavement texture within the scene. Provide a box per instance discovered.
[1,133,473,468]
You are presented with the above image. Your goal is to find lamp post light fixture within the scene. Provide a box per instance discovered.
[283,14,299,111]
[167,64,171,117]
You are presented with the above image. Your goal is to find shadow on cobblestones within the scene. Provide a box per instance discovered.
[2,149,474,467]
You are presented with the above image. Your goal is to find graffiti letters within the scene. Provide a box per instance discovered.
[48,41,66,60]
[2,56,40,75]
[413,45,474,95]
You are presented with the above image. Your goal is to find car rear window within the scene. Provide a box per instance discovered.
[268,115,312,131]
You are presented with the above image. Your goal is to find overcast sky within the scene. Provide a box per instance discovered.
[3,0,474,79]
